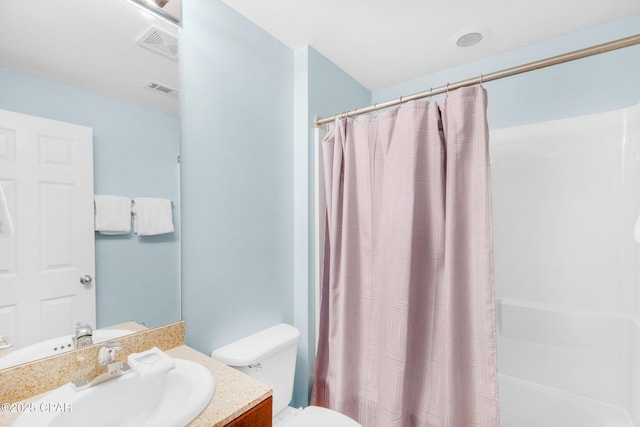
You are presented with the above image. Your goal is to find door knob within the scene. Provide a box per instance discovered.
[80,275,93,285]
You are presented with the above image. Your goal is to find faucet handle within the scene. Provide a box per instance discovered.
[75,322,93,337]
[98,341,123,365]
[74,323,94,348]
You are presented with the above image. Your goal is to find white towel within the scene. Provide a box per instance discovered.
[127,347,175,379]
[94,195,132,235]
[132,197,174,236]
[0,184,13,238]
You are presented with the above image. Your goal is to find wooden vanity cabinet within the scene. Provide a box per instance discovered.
[225,396,272,427]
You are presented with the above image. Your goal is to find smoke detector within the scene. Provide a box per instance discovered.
[451,26,490,48]
[136,26,179,61]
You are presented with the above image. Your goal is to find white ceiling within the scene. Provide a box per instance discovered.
[223,0,640,91]
[0,0,180,115]
[1,0,639,117]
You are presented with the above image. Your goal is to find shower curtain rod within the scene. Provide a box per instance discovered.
[315,33,640,127]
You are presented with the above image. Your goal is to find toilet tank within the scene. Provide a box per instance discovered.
[211,323,300,416]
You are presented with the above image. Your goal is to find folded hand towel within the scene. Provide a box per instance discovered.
[94,195,132,235]
[0,184,13,238]
[132,197,174,236]
[127,347,175,378]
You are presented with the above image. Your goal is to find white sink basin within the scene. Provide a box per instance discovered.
[0,329,135,370]
[12,358,215,427]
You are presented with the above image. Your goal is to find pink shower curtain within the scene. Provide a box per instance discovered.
[311,86,500,427]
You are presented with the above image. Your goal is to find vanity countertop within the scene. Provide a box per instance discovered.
[0,344,272,427]
[109,320,149,333]
[166,344,272,426]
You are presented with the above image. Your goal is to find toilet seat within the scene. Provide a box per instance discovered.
[279,406,362,427]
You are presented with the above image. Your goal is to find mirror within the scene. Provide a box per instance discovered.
[0,0,181,368]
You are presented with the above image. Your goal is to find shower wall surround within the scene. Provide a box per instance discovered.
[491,103,640,426]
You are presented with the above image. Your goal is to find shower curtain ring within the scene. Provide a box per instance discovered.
[480,74,484,86]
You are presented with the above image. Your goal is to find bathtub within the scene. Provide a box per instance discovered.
[499,374,632,427]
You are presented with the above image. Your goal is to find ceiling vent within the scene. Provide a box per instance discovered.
[144,81,179,96]
[136,26,179,61]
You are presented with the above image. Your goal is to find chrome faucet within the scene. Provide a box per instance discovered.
[73,322,93,348]
[72,341,131,391]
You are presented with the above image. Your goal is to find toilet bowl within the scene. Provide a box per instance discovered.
[275,405,360,427]
[211,323,361,427]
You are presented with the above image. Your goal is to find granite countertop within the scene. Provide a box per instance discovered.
[0,344,272,427]
[166,345,272,426]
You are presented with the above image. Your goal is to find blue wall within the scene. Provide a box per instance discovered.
[372,14,640,129]
[0,67,181,329]
[292,45,370,406]
[180,0,294,354]
[179,7,640,411]
[179,1,369,404]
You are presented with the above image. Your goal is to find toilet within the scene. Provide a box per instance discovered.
[211,323,362,427]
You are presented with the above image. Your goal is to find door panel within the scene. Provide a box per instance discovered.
[0,109,94,349]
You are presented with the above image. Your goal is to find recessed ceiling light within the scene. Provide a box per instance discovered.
[451,26,490,48]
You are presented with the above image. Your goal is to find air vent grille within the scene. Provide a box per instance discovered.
[145,81,178,97]
[136,26,179,61]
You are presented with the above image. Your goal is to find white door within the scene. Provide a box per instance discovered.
[0,109,95,349]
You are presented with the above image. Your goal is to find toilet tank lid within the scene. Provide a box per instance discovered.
[210,323,300,366]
